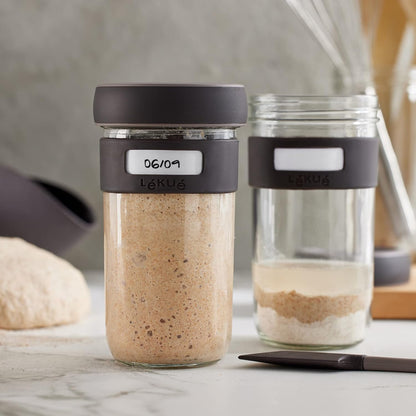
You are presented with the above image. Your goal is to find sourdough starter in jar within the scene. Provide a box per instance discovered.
[95,84,247,366]
[104,193,234,365]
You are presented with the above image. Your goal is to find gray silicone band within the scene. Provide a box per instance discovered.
[248,136,379,189]
[100,138,239,193]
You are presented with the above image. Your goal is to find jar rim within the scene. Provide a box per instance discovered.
[250,94,379,111]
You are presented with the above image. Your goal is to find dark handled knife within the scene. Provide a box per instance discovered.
[238,351,416,373]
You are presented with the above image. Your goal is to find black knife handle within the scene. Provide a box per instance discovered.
[364,356,416,373]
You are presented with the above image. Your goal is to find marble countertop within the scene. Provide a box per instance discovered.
[1,272,416,416]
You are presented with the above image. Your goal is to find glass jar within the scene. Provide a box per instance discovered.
[94,84,247,367]
[248,95,379,349]
[373,68,415,250]
[373,67,416,251]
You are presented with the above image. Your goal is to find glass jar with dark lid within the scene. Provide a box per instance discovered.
[94,84,247,367]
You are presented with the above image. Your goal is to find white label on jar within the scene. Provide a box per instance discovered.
[126,149,203,175]
[274,148,344,171]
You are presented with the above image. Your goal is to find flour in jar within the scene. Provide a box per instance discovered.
[253,260,373,346]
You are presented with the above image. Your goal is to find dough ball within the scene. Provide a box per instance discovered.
[0,237,90,329]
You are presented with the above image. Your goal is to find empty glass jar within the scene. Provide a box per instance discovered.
[249,95,379,349]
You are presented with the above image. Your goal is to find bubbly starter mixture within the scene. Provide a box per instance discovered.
[104,192,234,366]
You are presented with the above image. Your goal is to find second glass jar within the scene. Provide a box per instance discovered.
[249,95,379,349]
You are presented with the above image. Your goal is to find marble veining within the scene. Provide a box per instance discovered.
[1,277,416,416]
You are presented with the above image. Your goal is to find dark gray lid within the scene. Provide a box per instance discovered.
[374,248,411,286]
[93,84,247,127]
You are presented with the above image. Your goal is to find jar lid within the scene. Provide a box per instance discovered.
[93,84,247,127]
[374,248,411,286]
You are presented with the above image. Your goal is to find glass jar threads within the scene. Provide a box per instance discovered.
[249,95,379,349]
[94,84,247,367]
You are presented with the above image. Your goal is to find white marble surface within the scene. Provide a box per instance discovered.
[1,273,416,416]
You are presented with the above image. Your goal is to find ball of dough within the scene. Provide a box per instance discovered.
[0,237,90,329]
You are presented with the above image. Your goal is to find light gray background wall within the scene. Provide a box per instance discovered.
[0,0,334,271]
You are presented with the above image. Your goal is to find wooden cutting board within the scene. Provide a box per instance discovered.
[372,265,416,319]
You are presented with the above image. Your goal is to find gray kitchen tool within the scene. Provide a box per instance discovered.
[0,165,95,254]
[239,351,416,373]
[374,247,411,286]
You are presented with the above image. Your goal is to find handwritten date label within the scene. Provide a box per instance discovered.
[126,150,203,175]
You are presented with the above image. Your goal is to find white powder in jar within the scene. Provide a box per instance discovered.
[253,260,373,346]
[256,306,367,346]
